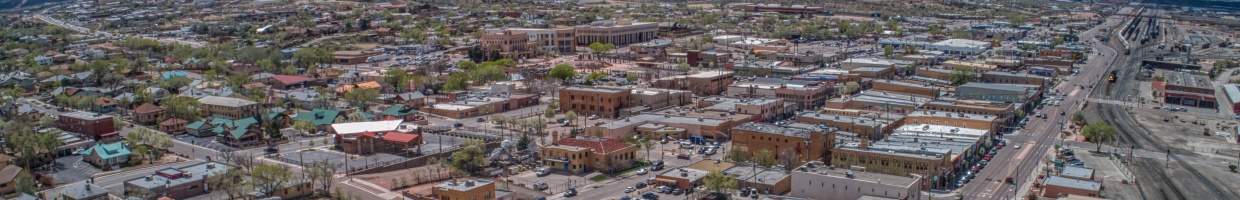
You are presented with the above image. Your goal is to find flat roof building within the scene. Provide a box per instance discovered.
[790,161,923,200]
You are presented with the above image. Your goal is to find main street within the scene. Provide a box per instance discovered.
[959,8,1129,199]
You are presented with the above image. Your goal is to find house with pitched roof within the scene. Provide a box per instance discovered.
[269,75,314,89]
[293,108,343,132]
[540,137,638,174]
[133,103,164,125]
[80,142,132,170]
[185,116,263,147]
[330,120,421,155]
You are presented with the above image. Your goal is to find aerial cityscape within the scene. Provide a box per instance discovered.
[1,0,1239,200]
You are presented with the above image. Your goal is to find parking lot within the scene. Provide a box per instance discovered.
[419,133,472,155]
[274,148,408,172]
[48,155,101,185]
[174,135,241,152]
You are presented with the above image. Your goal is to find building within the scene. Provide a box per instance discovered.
[655,167,710,190]
[790,161,923,200]
[1042,176,1101,198]
[484,28,576,55]
[1060,166,1095,181]
[731,122,833,166]
[733,3,825,15]
[585,112,750,141]
[559,86,631,118]
[651,71,735,96]
[900,110,1000,134]
[922,98,1016,127]
[827,90,932,115]
[871,79,941,98]
[723,166,791,195]
[830,124,990,190]
[727,78,831,110]
[1154,70,1217,108]
[981,71,1049,86]
[432,179,497,200]
[198,96,260,119]
[57,111,118,140]
[574,20,658,46]
[330,120,421,155]
[1223,84,1240,113]
[699,97,788,122]
[132,103,164,125]
[57,182,109,200]
[185,116,263,147]
[160,118,189,134]
[0,165,21,195]
[269,75,314,89]
[795,112,894,141]
[333,50,379,65]
[628,88,692,110]
[427,93,540,119]
[541,137,637,174]
[479,30,533,59]
[124,162,232,200]
[79,142,131,170]
[956,82,1042,105]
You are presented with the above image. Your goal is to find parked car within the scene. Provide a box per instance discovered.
[635,182,648,189]
[625,187,635,193]
[564,188,577,197]
[533,182,548,190]
[636,168,648,175]
[642,192,659,200]
[650,160,665,171]
[536,168,550,176]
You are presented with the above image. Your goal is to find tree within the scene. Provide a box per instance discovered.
[1072,112,1086,126]
[449,140,488,175]
[544,102,558,118]
[588,42,615,55]
[384,68,412,92]
[294,120,316,134]
[164,96,201,120]
[442,72,470,91]
[252,164,293,195]
[548,63,577,82]
[1081,122,1116,152]
[753,149,776,167]
[294,47,333,68]
[564,111,578,127]
[14,170,35,195]
[585,71,607,84]
[883,45,895,58]
[343,88,379,108]
[209,168,250,199]
[702,170,738,194]
[305,161,336,195]
[950,66,975,86]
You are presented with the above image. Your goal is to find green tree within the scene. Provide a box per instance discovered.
[548,63,577,82]
[293,47,333,68]
[753,149,776,167]
[442,72,470,91]
[164,96,201,120]
[564,111,578,127]
[1081,122,1116,152]
[950,66,976,86]
[702,170,738,194]
[449,140,488,175]
[883,45,895,58]
[588,42,615,55]
[14,170,35,194]
[343,88,379,108]
[544,102,558,118]
[252,164,293,195]
[585,71,607,84]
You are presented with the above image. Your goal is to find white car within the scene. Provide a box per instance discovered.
[636,168,648,175]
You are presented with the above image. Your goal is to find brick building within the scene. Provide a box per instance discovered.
[540,137,637,174]
[574,20,658,46]
[57,111,118,140]
[432,179,497,200]
[198,96,260,119]
[731,122,834,166]
[651,71,734,96]
[559,86,631,118]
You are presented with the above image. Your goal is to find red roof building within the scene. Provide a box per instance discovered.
[339,131,422,155]
[541,137,638,174]
[133,103,164,125]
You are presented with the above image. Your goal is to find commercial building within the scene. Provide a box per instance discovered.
[330,120,421,155]
[57,182,109,200]
[1223,84,1240,113]
[871,79,941,98]
[831,124,989,189]
[585,112,750,141]
[981,71,1049,86]
[826,90,932,115]
[723,166,791,195]
[727,78,831,110]
[922,98,1015,125]
[574,20,658,46]
[628,88,693,110]
[198,96,260,119]
[124,162,232,200]
[479,30,532,59]
[540,137,637,174]
[733,3,825,15]
[559,86,631,118]
[879,38,990,55]
[790,161,923,200]
[731,122,834,166]
[426,92,540,119]
[185,116,262,147]
[655,167,709,190]
[57,111,118,140]
[900,110,1000,134]
[1060,166,1095,181]
[956,82,1043,105]
[1154,70,1217,108]
[1042,176,1102,198]
[795,112,894,141]
[651,71,735,96]
[432,179,497,200]
[699,97,789,122]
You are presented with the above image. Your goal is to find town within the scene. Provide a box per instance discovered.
[1,0,1240,200]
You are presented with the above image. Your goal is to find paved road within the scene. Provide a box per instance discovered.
[959,10,1126,200]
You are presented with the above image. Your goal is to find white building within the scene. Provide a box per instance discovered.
[790,161,923,200]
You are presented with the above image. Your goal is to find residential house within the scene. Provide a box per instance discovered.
[79,142,132,170]
[133,103,164,125]
[540,137,637,174]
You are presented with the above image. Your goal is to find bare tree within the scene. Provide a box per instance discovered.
[306,161,337,196]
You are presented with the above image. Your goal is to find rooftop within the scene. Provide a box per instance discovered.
[794,161,920,187]
[1061,166,1094,180]
[659,167,710,182]
[436,179,494,192]
[126,161,232,189]
[1044,176,1101,191]
[198,96,257,107]
[1161,70,1213,88]
[60,111,111,121]
[734,122,825,139]
[723,166,789,185]
[553,137,633,154]
[331,120,404,135]
[563,86,629,94]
